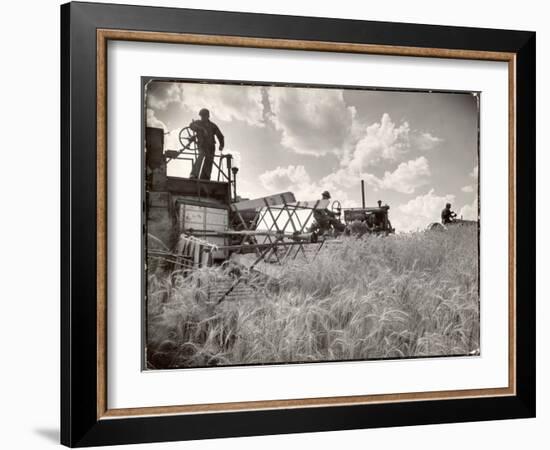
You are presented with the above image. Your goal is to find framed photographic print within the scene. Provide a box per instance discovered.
[61,1,536,447]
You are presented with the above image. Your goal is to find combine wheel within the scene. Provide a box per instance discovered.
[178,126,198,152]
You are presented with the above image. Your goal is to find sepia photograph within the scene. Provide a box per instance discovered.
[143,78,480,370]
[57,3,536,445]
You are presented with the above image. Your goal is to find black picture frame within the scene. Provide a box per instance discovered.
[61,1,535,447]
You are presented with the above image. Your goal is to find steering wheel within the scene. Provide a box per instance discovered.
[331,200,342,215]
[178,127,198,152]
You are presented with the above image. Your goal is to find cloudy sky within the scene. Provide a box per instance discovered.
[145,80,479,232]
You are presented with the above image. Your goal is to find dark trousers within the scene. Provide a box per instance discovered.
[190,146,215,180]
[317,216,346,233]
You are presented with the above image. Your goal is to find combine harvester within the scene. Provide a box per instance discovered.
[145,126,395,303]
[426,215,478,231]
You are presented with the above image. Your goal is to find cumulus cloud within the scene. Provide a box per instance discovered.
[146,81,265,126]
[259,165,311,192]
[146,82,181,110]
[395,189,455,232]
[267,96,442,164]
[346,113,410,171]
[320,168,360,191]
[259,165,357,206]
[262,111,437,200]
[459,166,478,195]
[363,157,431,194]
[267,87,357,156]
[459,195,479,221]
[146,109,181,150]
[336,114,442,187]
[300,114,438,197]
[393,188,478,232]
[413,132,443,150]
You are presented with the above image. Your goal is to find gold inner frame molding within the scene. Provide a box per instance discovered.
[96,28,517,420]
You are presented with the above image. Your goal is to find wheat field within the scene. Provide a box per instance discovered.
[146,226,479,369]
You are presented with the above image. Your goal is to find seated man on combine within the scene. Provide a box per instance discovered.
[441,202,457,224]
[311,191,346,235]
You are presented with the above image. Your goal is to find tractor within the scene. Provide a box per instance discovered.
[343,204,395,236]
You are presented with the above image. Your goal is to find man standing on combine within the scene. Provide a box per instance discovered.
[189,108,225,180]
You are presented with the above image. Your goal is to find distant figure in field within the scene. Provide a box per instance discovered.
[373,199,385,230]
[189,108,225,180]
[311,191,346,234]
[441,202,457,224]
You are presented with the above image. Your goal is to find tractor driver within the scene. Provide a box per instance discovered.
[312,191,346,234]
[189,108,225,180]
[441,202,457,224]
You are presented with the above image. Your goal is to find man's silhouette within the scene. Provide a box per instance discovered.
[189,108,224,180]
